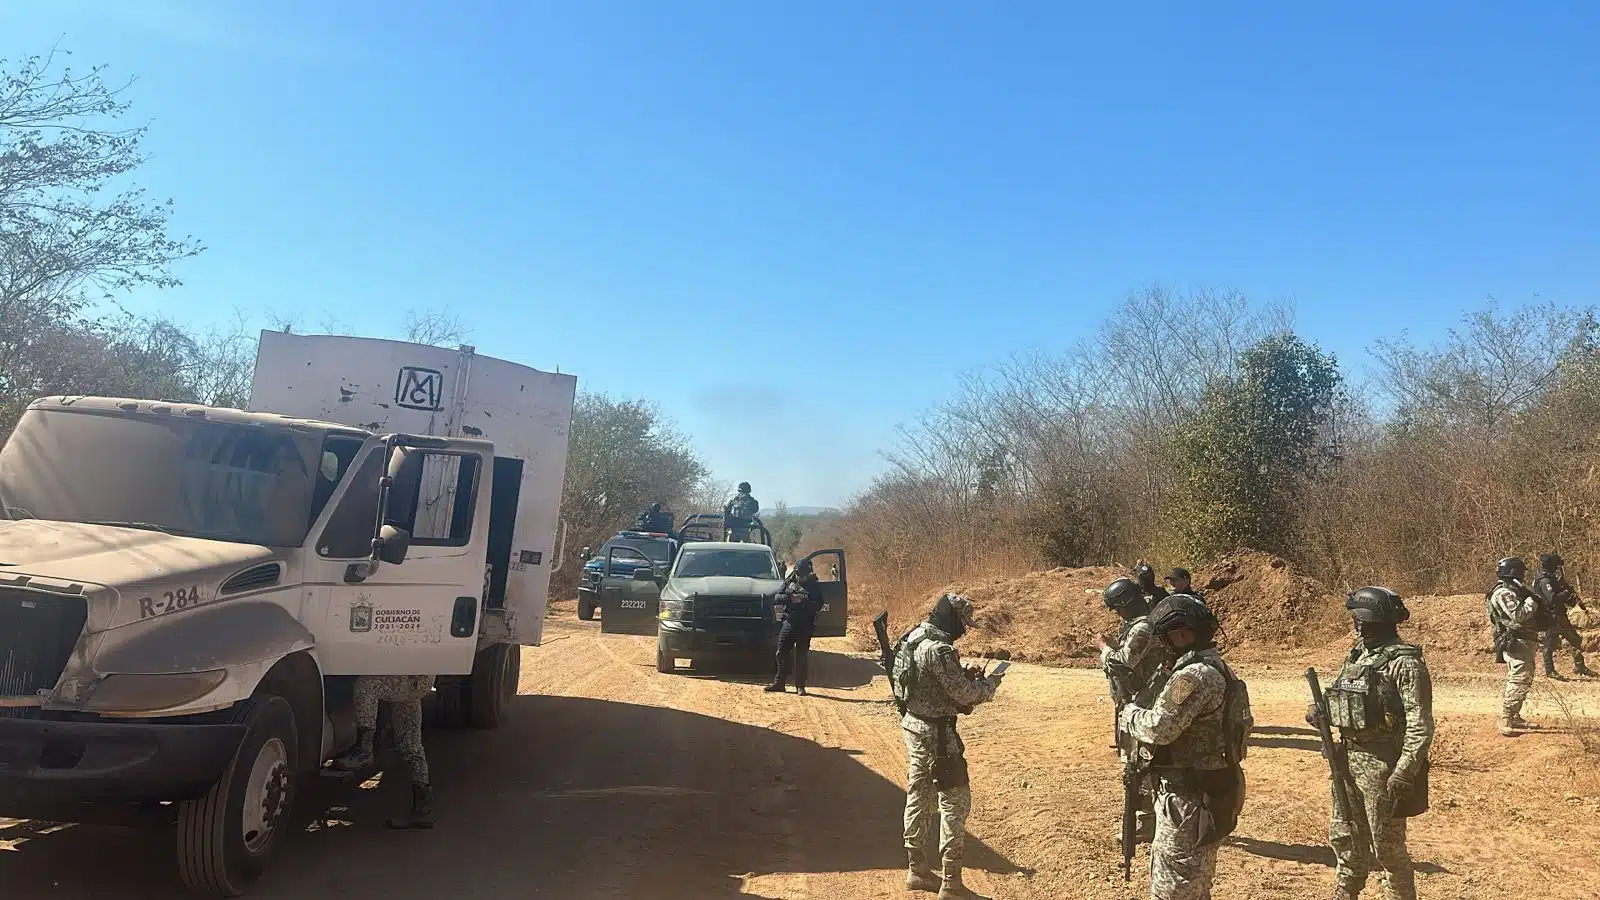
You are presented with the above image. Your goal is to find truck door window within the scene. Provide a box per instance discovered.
[317,450,383,558]
[390,451,482,547]
[310,436,365,526]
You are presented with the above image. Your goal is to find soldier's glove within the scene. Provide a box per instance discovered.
[1385,772,1413,799]
[1304,703,1319,726]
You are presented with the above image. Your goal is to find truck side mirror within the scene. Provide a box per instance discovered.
[632,567,657,582]
[384,447,423,527]
[580,546,592,561]
[378,524,411,565]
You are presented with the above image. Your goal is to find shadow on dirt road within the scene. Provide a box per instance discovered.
[0,693,1017,898]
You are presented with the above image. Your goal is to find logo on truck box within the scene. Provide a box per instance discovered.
[395,366,444,411]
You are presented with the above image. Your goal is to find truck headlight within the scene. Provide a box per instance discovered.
[83,670,229,715]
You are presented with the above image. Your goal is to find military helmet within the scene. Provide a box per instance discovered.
[738,482,752,493]
[1346,586,1409,624]
[1103,578,1145,611]
[1148,594,1216,645]
[1497,556,1527,580]
[1133,563,1157,585]
[793,557,814,574]
[1540,552,1563,573]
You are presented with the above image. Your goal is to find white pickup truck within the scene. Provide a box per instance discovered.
[0,333,574,896]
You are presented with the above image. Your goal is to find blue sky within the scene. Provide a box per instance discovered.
[3,2,1596,507]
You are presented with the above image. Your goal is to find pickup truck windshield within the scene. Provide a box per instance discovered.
[674,548,779,579]
[608,538,672,563]
[0,408,323,547]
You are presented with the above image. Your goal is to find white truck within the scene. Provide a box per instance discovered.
[0,332,575,896]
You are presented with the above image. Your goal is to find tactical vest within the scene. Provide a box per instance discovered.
[1487,582,1542,638]
[1151,652,1250,771]
[1327,643,1419,733]
[728,495,758,521]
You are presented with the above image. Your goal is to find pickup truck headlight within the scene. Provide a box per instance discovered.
[83,670,229,715]
[659,595,695,621]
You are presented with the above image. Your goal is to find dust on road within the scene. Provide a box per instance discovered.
[2,603,1597,899]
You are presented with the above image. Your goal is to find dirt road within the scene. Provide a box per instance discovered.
[3,606,1597,899]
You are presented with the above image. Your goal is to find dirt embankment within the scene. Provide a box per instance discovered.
[863,548,1600,675]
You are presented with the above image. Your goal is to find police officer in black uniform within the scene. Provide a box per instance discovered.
[766,557,824,695]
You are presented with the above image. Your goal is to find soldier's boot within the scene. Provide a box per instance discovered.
[386,782,434,830]
[1504,701,1539,731]
[331,728,375,771]
[763,679,786,693]
[905,851,940,893]
[1574,657,1597,678]
[937,865,988,900]
[1545,663,1566,680]
[1508,715,1541,731]
[1497,715,1519,737]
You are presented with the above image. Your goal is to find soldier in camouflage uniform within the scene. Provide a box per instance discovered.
[332,674,437,829]
[893,593,1004,899]
[1311,587,1434,900]
[723,482,760,542]
[1098,577,1173,842]
[1119,595,1253,900]
[1488,557,1544,736]
[1534,553,1596,680]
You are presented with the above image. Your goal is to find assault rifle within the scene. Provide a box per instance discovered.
[1305,668,1357,828]
[872,611,905,715]
[1107,659,1143,882]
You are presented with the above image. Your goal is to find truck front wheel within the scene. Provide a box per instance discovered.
[578,594,596,620]
[177,695,299,897]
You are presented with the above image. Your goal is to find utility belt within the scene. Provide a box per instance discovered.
[908,713,969,790]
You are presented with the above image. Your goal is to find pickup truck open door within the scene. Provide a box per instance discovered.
[801,549,848,638]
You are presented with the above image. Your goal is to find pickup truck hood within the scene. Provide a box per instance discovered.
[669,576,784,597]
[0,520,278,630]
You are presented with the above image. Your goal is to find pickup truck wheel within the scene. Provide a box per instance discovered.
[177,695,299,897]
[577,595,596,621]
[656,640,674,674]
[468,642,520,729]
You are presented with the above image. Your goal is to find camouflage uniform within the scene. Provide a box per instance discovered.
[1119,648,1253,900]
[349,674,436,784]
[895,622,1000,887]
[723,491,760,542]
[1102,615,1171,838]
[1489,584,1540,729]
[1324,641,1434,899]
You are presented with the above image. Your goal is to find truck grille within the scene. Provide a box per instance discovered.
[697,596,768,620]
[0,589,88,717]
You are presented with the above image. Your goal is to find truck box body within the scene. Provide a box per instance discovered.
[247,331,575,646]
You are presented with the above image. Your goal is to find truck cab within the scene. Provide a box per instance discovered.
[576,530,677,625]
[0,397,509,894]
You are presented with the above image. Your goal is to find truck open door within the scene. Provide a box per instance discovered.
[802,549,849,638]
[598,546,664,636]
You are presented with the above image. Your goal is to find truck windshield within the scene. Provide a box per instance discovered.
[0,409,323,547]
[611,539,672,563]
[674,548,778,579]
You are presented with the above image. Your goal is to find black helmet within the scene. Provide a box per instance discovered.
[1497,557,1527,581]
[1148,594,1217,647]
[1540,552,1563,573]
[1134,564,1157,586]
[1347,586,1409,624]
[1103,578,1145,611]
[738,482,752,493]
[793,557,814,574]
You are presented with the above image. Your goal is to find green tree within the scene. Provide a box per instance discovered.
[1165,333,1343,560]
[555,393,708,595]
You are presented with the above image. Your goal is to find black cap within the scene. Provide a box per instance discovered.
[1166,567,1192,583]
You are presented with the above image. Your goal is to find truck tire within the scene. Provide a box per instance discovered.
[177,695,299,898]
[468,642,520,730]
[656,638,674,674]
[428,677,469,729]
[578,595,596,621]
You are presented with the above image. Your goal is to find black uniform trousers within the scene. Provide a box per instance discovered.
[775,620,814,688]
